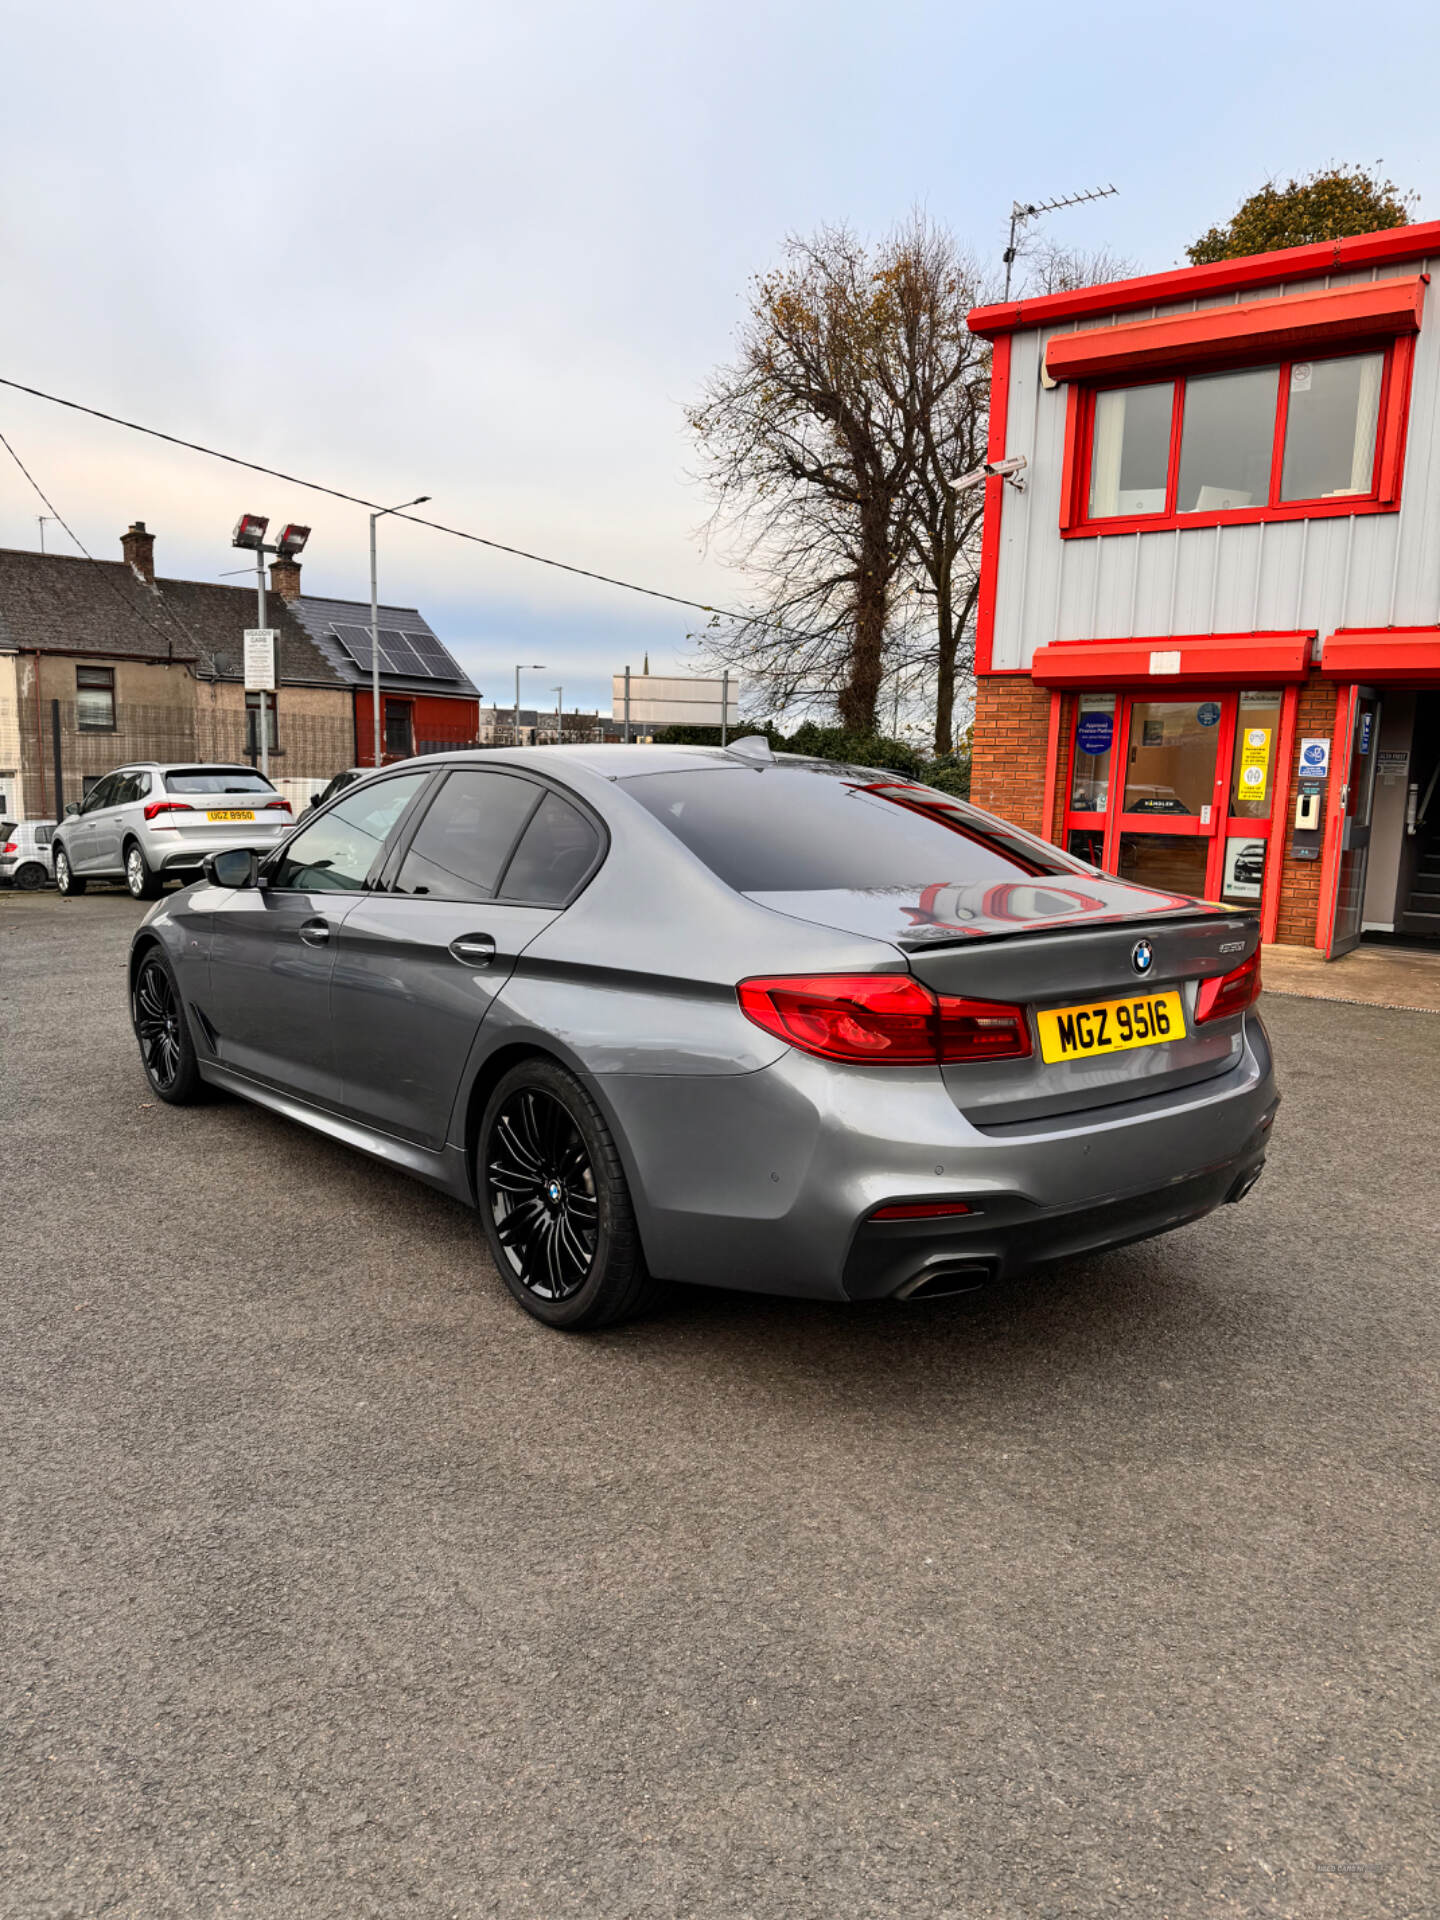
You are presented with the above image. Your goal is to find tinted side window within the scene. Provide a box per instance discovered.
[110,773,144,806]
[270,772,428,892]
[392,770,539,902]
[82,775,119,813]
[500,791,601,903]
[622,765,1083,893]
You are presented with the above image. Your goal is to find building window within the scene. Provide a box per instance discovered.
[384,699,413,758]
[245,691,278,757]
[75,665,116,731]
[1079,347,1391,529]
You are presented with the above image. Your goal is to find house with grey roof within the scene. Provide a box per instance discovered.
[279,575,481,769]
[0,522,351,820]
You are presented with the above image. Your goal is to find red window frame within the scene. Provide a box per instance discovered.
[1058,685,1300,943]
[1059,337,1414,538]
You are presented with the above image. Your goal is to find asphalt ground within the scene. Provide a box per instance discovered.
[2,885,1438,1920]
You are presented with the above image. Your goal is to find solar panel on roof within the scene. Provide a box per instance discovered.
[330,621,481,684]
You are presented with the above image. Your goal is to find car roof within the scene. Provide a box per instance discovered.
[409,744,761,779]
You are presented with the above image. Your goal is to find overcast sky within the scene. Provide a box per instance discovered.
[4,0,1440,713]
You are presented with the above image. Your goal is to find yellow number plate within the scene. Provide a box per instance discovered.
[206,808,255,822]
[1037,989,1185,1064]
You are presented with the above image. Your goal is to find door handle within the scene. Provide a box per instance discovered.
[449,933,496,968]
[299,917,331,947]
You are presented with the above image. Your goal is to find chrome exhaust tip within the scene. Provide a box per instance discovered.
[896,1264,992,1302]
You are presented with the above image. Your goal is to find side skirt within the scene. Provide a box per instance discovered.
[198,1060,474,1204]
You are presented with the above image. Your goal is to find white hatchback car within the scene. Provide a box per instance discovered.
[53,764,295,899]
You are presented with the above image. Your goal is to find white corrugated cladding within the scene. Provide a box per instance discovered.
[988,260,1440,669]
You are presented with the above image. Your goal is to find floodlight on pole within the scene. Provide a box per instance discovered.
[232,513,269,551]
[1002,183,1118,300]
[368,495,431,767]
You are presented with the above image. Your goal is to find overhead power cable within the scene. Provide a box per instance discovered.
[0,372,787,636]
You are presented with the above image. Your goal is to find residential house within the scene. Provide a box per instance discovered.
[280,573,481,768]
[0,522,350,819]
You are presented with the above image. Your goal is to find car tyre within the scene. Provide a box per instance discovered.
[478,1058,665,1331]
[131,947,206,1105]
[14,862,46,891]
[125,841,163,901]
[53,845,85,896]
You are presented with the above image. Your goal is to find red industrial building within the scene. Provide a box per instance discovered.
[966,221,1440,957]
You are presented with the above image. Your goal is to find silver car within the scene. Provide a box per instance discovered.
[1,819,55,890]
[54,763,296,900]
[127,743,1277,1330]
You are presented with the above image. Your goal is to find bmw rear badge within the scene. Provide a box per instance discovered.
[1131,938,1154,976]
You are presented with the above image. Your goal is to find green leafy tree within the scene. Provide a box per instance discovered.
[1187,165,1415,265]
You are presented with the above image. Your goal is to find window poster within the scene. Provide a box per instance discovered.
[1223,838,1265,902]
[1237,727,1272,801]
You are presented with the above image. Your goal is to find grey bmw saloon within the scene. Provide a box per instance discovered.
[128,742,1277,1329]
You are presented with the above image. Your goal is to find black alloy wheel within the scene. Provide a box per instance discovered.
[132,950,204,1104]
[488,1087,599,1300]
[478,1059,664,1330]
[14,862,45,891]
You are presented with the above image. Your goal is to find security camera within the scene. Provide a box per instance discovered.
[949,454,1027,493]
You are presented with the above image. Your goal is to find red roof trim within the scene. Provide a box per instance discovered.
[1321,627,1440,683]
[968,220,1440,339]
[1044,276,1425,384]
[1031,631,1314,688]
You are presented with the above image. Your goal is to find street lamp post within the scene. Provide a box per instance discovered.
[514,664,545,748]
[552,686,563,744]
[369,496,431,768]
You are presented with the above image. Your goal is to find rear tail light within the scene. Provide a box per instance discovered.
[736,973,1031,1066]
[263,799,291,812]
[2,841,15,855]
[144,801,194,823]
[1195,948,1262,1024]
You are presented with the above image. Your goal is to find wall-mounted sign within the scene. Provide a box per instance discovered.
[1358,711,1374,755]
[1299,737,1331,778]
[1378,749,1410,781]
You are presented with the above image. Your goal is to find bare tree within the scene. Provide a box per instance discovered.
[688,226,922,731]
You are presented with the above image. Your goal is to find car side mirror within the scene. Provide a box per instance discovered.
[204,847,260,889]
[64,800,80,816]
[308,793,320,808]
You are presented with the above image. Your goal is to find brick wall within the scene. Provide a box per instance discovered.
[969,675,1056,838]
[1274,673,1343,948]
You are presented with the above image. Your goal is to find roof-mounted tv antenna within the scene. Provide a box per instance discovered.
[1003,184,1119,301]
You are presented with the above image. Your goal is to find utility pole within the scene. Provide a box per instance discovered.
[1003,184,1118,301]
[552,686,563,744]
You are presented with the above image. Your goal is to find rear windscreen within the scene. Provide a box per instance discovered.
[622,764,1083,892]
[164,770,276,795]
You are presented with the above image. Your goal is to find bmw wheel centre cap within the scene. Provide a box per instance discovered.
[1131,938,1154,976]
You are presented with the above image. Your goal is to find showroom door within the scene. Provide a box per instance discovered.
[1328,685,1383,958]
[1111,696,1228,899]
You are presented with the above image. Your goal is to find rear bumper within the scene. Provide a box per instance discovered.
[841,1139,1271,1300]
[150,831,288,872]
[594,1013,1278,1302]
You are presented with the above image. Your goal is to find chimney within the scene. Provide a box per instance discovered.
[269,556,302,602]
[121,521,155,583]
